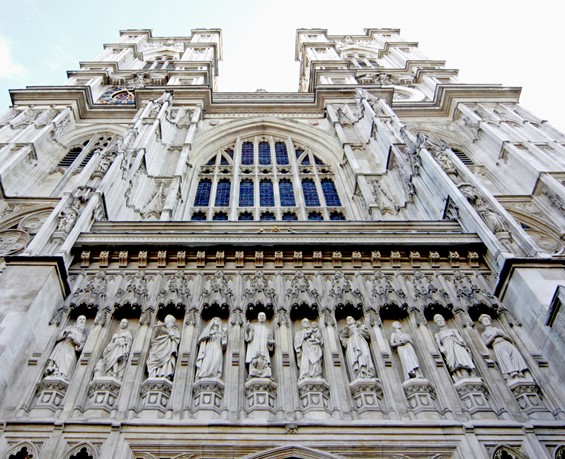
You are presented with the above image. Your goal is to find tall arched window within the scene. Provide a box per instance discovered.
[190,136,346,221]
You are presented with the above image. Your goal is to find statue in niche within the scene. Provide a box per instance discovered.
[195,317,227,380]
[44,315,87,380]
[245,312,274,378]
[294,318,324,380]
[433,314,476,380]
[146,314,180,380]
[93,318,133,380]
[390,321,424,381]
[478,314,530,380]
[339,316,376,380]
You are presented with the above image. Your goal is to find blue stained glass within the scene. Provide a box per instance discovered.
[260,180,274,206]
[220,155,229,165]
[191,211,206,221]
[259,142,271,165]
[301,156,310,165]
[282,212,297,221]
[213,212,228,220]
[308,212,323,221]
[239,179,254,207]
[279,179,295,206]
[194,179,212,206]
[238,212,254,221]
[295,148,304,158]
[301,179,320,206]
[330,212,345,220]
[225,148,234,158]
[241,142,254,165]
[260,212,275,221]
[215,179,231,206]
[321,179,341,206]
[275,142,288,165]
[314,155,324,165]
[206,156,216,166]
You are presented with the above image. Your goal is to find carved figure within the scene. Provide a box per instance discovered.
[478,314,530,380]
[245,312,274,378]
[94,318,132,380]
[146,314,180,380]
[294,319,324,380]
[195,317,227,380]
[390,321,423,380]
[44,315,87,380]
[433,314,476,380]
[340,316,376,380]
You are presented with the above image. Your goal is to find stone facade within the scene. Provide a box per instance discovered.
[0,28,564,459]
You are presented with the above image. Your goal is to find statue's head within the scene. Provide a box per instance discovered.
[76,315,86,327]
[164,314,176,327]
[478,314,492,326]
[433,314,445,326]
[346,316,355,326]
[391,321,401,330]
[301,318,310,328]
[257,312,266,323]
[120,318,129,328]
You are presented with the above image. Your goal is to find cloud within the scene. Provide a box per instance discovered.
[0,36,25,78]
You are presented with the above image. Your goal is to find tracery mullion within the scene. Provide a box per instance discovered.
[231,137,242,220]
[271,138,281,218]
[311,152,328,219]
[290,139,307,220]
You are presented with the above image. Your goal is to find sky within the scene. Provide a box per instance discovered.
[1,0,564,132]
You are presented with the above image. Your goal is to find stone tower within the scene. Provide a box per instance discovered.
[0,28,564,459]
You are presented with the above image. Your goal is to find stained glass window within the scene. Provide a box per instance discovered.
[260,212,276,221]
[321,179,341,206]
[308,211,323,221]
[215,179,231,207]
[220,155,229,165]
[330,211,345,220]
[258,142,271,165]
[302,179,320,206]
[314,155,324,165]
[282,212,297,221]
[279,179,295,206]
[260,179,274,206]
[238,211,254,221]
[206,157,216,166]
[195,179,212,206]
[241,142,254,165]
[191,211,206,221]
[275,142,289,165]
[239,179,254,207]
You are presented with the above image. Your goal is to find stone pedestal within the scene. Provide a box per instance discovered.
[297,378,331,419]
[349,378,384,418]
[402,378,438,418]
[245,377,277,419]
[508,379,551,419]
[192,378,224,418]
[86,377,121,414]
[139,377,172,417]
[31,377,68,416]
[454,377,495,418]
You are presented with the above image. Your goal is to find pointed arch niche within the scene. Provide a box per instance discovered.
[182,118,359,221]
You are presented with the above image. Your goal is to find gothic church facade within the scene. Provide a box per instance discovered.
[0,28,564,459]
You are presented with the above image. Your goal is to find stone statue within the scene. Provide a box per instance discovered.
[44,315,87,380]
[195,317,227,380]
[433,314,476,380]
[93,318,132,380]
[390,321,423,381]
[294,318,324,380]
[146,314,180,380]
[245,312,274,378]
[339,316,376,380]
[478,314,530,380]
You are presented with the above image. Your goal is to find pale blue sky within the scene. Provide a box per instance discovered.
[1,0,564,131]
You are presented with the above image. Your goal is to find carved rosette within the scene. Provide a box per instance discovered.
[87,377,121,413]
[453,378,494,416]
[0,229,29,256]
[139,378,173,415]
[192,378,225,417]
[349,378,384,417]
[402,378,438,417]
[32,377,69,413]
[297,378,331,418]
[245,377,277,418]
[507,379,549,417]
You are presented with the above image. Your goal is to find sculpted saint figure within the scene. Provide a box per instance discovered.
[433,314,476,380]
[340,316,376,380]
[44,315,87,380]
[195,317,227,380]
[390,321,424,381]
[478,314,530,380]
[294,319,324,380]
[245,312,274,378]
[94,319,132,380]
[146,314,180,380]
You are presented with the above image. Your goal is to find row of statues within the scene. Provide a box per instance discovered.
[43,312,531,387]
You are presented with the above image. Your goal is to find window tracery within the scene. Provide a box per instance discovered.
[190,136,345,221]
